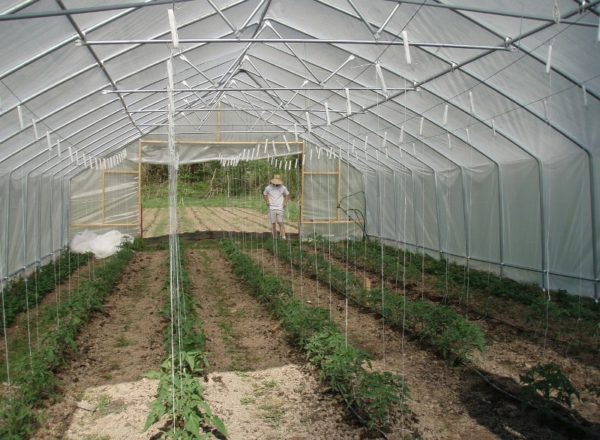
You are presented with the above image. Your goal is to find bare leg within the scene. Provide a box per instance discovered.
[279,221,286,239]
[271,222,277,239]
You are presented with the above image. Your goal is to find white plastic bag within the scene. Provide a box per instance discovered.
[70,230,133,259]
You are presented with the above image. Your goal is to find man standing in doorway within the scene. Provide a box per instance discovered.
[263,174,290,239]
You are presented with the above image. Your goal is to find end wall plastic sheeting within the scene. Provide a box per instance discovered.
[301,143,364,240]
[70,160,139,240]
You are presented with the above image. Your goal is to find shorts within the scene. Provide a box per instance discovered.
[268,209,284,224]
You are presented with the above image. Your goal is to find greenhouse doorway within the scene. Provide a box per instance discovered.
[135,139,304,239]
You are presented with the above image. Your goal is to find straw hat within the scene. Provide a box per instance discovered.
[270,174,283,185]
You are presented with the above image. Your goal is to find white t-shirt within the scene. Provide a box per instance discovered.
[263,184,289,211]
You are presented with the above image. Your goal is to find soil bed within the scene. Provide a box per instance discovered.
[143,207,298,238]
[251,245,597,440]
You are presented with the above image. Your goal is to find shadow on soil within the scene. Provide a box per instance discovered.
[459,368,600,440]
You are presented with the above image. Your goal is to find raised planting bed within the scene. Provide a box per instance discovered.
[0,245,133,439]
[273,238,600,438]
[144,240,228,439]
[222,240,409,434]
[264,238,486,365]
[324,238,600,352]
[1,249,91,334]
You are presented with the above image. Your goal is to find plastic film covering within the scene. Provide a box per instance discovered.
[0,0,598,298]
[126,139,303,164]
[301,143,364,240]
[0,170,67,279]
[69,160,139,240]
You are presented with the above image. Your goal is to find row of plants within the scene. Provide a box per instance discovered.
[264,239,485,365]
[1,249,91,334]
[346,238,599,326]
[311,239,596,417]
[144,242,228,439]
[222,240,408,433]
[0,245,133,439]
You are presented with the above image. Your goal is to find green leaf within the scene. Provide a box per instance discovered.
[144,400,166,431]
[144,370,161,380]
[183,410,201,434]
[211,415,228,436]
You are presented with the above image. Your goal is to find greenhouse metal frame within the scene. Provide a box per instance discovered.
[0,0,598,298]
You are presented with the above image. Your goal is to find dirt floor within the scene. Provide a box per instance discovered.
[4,237,597,439]
[143,207,298,238]
[14,245,368,439]
[33,251,168,439]
[250,245,600,440]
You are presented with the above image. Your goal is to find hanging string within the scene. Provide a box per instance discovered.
[393,162,403,291]
[326,148,333,320]
[465,123,474,319]
[20,178,33,372]
[299,150,305,299]
[400,166,409,432]
[374,65,386,365]
[33,260,40,349]
[273,156,280,274]
[51,251,59,330]
[1,274,10,389]
[260,156,267,276]
[379,172,386,365]
[344,121,350,347]
[286,153,295,292]
[542,59,555,354]
[420,146,425,300]
[18,138,34,371]
[166,52,180,433]
[310,146,320,307]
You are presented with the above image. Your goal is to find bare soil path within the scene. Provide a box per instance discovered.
[251,246,593,440]
[33,251,167,439]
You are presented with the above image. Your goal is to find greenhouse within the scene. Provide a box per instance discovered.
[0,1,599,439]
